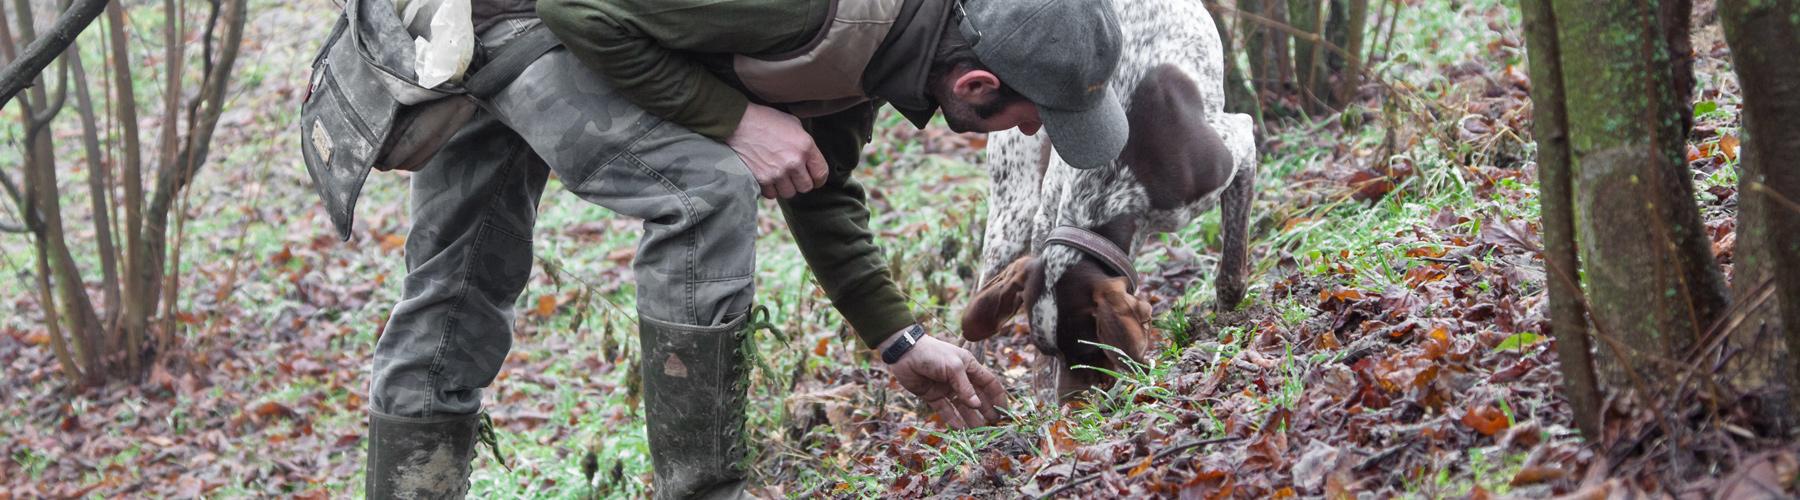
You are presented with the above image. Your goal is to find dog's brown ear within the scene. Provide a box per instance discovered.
[961,256,1042,341]
[1091,276,1153,366]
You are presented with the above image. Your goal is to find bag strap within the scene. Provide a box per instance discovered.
[1044,225,1140,294]
[465,25,563,99]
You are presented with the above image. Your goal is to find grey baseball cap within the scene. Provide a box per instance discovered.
[959,0,1126,169]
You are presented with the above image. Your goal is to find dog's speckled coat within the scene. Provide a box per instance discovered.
[977,0,1258,352]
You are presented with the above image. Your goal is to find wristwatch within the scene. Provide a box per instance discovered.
[881,324,927,364]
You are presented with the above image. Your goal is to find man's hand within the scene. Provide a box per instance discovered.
[725,103,829,199]
[880,330,1009,429]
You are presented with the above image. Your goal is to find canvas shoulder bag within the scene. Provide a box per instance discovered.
[299,0,560,240]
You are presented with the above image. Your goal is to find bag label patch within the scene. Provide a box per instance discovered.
[311,120,334,164]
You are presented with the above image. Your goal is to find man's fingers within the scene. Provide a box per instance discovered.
[772,175,799,199]
[955,401,985,429]
[965,358,1009,421]
[950,363,981,409]
[783,161,815,195]
[927,398,965,429]
[805,146,828,187]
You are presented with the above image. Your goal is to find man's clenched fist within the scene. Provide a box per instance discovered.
[725,103,828,199]
[879,329,1008,429]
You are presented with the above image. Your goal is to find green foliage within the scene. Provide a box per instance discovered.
[1693,100,1719,117]
[1495,332,1545,352]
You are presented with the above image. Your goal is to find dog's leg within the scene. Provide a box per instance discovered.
[1215,160,1255,311]
[979,131,1047,283]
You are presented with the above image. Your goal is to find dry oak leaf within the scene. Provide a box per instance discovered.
[533,295,557,317]
[379,233,407,253]
[1510,466,1569,486]
[1460,403,1510,436]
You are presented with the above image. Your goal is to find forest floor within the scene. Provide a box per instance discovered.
[1,0,1794,498]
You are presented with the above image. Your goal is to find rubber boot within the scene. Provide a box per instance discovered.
[639,313,752,500]
[365,411,482,499]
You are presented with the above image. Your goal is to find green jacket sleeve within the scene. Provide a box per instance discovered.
[780,104,916,348]
[536,0,827,139]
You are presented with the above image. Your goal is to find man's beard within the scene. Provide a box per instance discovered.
[939,91,1012,133]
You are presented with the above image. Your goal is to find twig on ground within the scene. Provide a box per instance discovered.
[1033,436,1244,499]
[1354,443,1407,472]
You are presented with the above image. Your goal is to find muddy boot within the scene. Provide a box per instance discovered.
[365,411,483,499]
[639,313,752,500]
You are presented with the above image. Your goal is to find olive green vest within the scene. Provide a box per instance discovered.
[732,0,906,117]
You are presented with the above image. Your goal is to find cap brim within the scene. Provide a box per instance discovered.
[1039,89,1128,169]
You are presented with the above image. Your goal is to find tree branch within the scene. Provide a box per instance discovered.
[156,0,186,197]
[26,57,69,132]
[0,162,25,211]
[0,166,38,234]
[0,0,108,109]
[68,42,121,323]
[108,0,150,369]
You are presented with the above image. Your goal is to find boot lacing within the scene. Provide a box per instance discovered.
[478,412,513,472]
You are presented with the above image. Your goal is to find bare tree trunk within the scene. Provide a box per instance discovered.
[1205,1,1263,131]
[1335,0,1368,107]
[1720,0,1800,433]
[1241,0,1269,100]
[1287,0,1316,95]
[144,0,246,353]
[138,0,186,371]
[1288,0,1324,113]
[1270,0,1292,100]
[1306,1,1331,112]
[107,0,150,376]
[1321,0,1353,109]
[12,0,108,386]
[26,82,108,385]
[32,236,82,384]
[155,0,185,235]
[1520,0,1601,438]
[68,46,122,335]
[2,7,83,383]
[1553,0,1728,390]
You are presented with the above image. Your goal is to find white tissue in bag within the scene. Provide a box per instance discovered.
[411,0,473,88]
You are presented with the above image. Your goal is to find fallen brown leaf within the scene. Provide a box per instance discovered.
[1461,404,1509,436]
[1509,465,1569,487]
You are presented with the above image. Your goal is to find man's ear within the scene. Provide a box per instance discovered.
[952,69,1004,100]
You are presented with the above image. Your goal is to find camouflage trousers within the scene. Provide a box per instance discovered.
[371,19,758,418]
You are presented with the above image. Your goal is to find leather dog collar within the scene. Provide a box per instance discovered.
[1045,225,1139,293]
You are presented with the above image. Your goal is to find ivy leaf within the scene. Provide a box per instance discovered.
[1496,332,1545,352]
[1693,100,1718,116]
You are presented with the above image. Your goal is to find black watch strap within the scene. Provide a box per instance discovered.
[881,324,926,364]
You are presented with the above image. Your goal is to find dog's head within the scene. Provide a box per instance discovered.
[961,255,1153,399]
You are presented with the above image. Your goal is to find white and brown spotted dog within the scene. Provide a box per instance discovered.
[960,0,1258,400]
